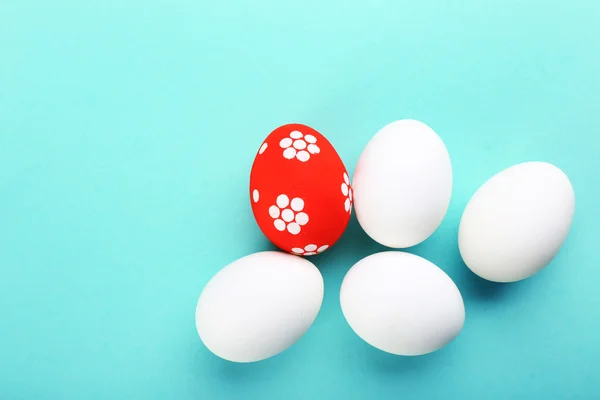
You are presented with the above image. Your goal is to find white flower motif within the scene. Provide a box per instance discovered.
[279,130,320,162]
[292,244,330,256]
[258,142,268,154]
[270,194,309,235]
[341,172,353,213]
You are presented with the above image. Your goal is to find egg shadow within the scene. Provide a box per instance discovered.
[191,344,288,391]
[364,344,446,375]
[310,214,388,280]
[336,325,458,379]
[447,248,540,309]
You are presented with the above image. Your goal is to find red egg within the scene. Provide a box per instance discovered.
[250,123,352,256]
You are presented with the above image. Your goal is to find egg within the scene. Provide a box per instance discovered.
[250,123,352,256]
[195,251,324,363]
[459,161,575,283]
[352,119,452,248]
[340,251,465,356]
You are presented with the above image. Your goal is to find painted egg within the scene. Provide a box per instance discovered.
[250,123,352,256]
[340,251,465,356]
[195,251,324,363]
[352,119,452,248]
[459,161,575,282]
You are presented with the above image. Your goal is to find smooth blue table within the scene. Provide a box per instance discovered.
[2,1,599,398]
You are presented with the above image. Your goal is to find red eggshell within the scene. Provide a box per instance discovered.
[250,123,353,256]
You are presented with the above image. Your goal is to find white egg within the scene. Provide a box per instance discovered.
[340,251,465,356]
[352,119,452,248]
[195,251,324,362]
[459,161,575,283]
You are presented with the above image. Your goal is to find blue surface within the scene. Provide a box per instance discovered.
[2,1,600,398]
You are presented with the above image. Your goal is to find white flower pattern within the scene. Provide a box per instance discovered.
[258,142,268,154]
[342,172,353,213]
[269,194,309,235]
[292,244,330,256]
[279,130,320,162]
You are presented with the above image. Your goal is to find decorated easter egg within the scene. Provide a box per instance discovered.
[250,123,352,256]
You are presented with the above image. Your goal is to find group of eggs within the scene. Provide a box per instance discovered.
[196,120,575,363]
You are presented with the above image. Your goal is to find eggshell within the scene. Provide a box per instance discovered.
[352,119,452,248]
[250,123,352,256]
[459,161,575,283]
[195,251,324,363]
[340,251,465,356]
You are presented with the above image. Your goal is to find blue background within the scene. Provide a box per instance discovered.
[2,1,599,398]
